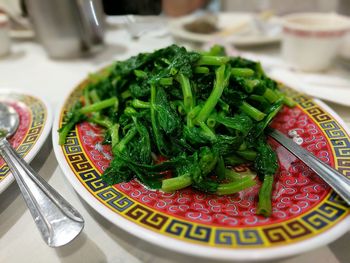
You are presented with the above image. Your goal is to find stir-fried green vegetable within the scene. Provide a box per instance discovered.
[58,44,295,217]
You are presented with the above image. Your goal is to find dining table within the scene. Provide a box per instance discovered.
[1,16,350,263]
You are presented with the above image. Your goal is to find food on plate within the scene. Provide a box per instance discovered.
[183,16,219,34]
[58,44,295,216]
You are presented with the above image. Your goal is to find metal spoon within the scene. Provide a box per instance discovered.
[269,128,350,205]
[0,103,84,247]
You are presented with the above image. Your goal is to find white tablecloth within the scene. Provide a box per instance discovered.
[1,18,350,263]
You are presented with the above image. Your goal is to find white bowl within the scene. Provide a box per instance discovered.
[281,13,350,71]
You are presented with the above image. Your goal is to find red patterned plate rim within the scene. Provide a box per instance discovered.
[53,79,350,261]
[0,89,52,193]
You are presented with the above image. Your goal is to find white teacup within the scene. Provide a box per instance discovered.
[0,13,11,57]
[281,13,350,72]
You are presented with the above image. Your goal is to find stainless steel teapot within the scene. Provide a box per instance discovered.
[25,0,105,58]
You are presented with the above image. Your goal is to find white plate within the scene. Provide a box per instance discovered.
[0,89,52,193]
[53,74,350,261]
[168,12,281,46]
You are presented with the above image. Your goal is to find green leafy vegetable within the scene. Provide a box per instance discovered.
[58,44,295,217]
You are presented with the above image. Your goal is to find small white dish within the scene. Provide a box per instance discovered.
[0,89,52,193]
[168,12,281,46]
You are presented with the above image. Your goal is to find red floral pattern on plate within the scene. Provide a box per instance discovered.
[77,105,332,227]
[0,101,30,167]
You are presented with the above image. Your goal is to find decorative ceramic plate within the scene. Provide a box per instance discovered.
[53,81,350,261]
[0,89,52,193]
[168,12,281,46]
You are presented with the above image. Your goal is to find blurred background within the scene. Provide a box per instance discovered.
[1,0,350,102]
[1,2,350,263]
[0,0,348,53]
[0,0,345,18]
[0,0,348,51]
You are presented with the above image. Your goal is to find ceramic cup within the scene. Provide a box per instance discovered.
[0,13,11,57]
[281,13,350,72]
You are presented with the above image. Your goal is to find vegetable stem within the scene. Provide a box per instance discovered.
[237,149,257,161]
[276,90,296,107]
[195,64,230,123]
[231,68,255,77]
[176,73,193,113]
[243,79,260,93]
[134,69,147,78]
[203,45,225,56]
[283,96,296,107]
[90,89,100,103]
[218,99,229,113]
[188,105,201,119]
[216,176,256,195]
[83,87,91,106]
[58,122,76,145]
[249,95,268,104]
[194,66,210,74]
[111,124,120,148]
[224,155,245,166]
[162,174,192,192]
[177,104,186,115]
[257,175,274,217]
[263,88,280,103]
[239,101,266,121]
[187,105,201,128]
[114,127,137,153]
[224,169,243,181]
[79,97,118,114]
[88,116,113,129]
[132,99,150,109]
[196,56,229,66]
[159,77,173,86]
[206,112,217,128]
[199,122,216,141]
[124,106,137,116]
[121,90,132,99]
[215,156,226,179]
[150,84,165,155]
[225,169,256,181]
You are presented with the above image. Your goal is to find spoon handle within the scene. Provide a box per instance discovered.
[0,139,84,247]
[269,128,350,205]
